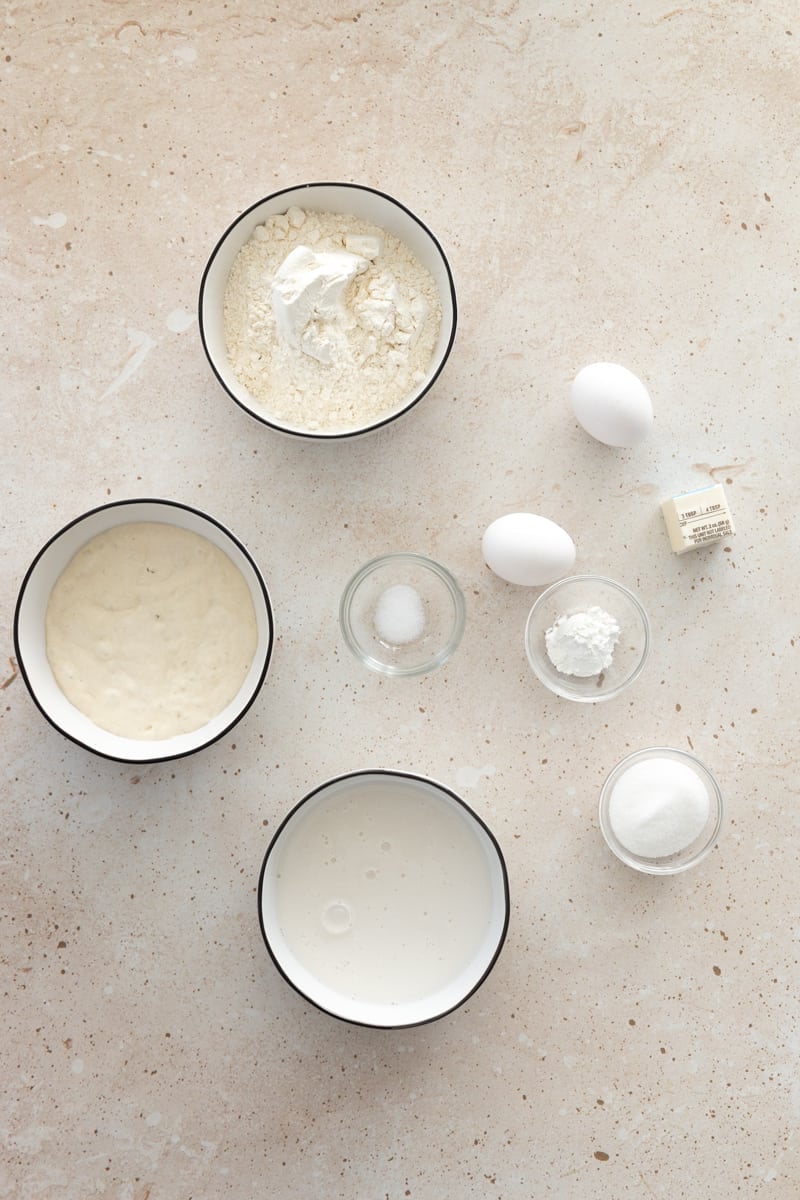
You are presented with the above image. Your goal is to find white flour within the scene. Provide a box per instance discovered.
[545,606,620,677]
[223,207,442,432]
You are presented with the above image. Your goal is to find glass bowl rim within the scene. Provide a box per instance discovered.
[339,552,466,677]
[598,745,725,874]
[524,573,651,702]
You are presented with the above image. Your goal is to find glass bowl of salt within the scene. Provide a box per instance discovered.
[598,746,724,874]
[339,553,465,677]
[524,575,650,702]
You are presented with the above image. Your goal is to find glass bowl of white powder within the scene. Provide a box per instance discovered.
[598,747,724,874]
[199,182,457,438]
[339,553,465,677]
[14,499,274,763]
[524,574,650,702]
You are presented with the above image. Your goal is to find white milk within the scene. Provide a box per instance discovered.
[271,776,497,1006]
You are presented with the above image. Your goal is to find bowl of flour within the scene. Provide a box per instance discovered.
[524,575,651,702]
[14,499,274,762]
[199,183,457,438]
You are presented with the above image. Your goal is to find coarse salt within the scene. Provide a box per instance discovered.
[374,584,426,646]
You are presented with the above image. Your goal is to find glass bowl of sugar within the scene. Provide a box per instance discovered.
[13,498,274,763]
[599,746,724,874]
[339,553,465,677]
[524,574,650,702]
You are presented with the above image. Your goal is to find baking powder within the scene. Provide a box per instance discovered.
[545,606,620,677]
[223,207,441,432]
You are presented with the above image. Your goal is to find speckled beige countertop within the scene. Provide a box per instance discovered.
[3,3,799,1197]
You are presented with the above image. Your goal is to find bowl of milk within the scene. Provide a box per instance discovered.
[258,769,509,1027]
[14,498,274,762]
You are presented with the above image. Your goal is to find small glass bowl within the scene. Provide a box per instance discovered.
[524,575,650,702]
[339,553,465,677]
[599,746,724,875]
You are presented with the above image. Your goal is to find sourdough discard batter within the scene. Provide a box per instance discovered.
[45,522,257,740]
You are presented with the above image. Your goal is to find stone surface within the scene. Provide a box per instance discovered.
[2,2,799,1196]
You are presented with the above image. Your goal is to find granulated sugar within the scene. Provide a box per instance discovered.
[223,207,442,432]
[374,584,426,646]
[608,757,710,858]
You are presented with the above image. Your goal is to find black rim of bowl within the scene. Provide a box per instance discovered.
[13,497,274,764]
[198,181,458,440]
[257,768,510,1028]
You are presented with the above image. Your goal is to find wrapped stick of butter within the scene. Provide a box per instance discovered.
[661,483,735,554]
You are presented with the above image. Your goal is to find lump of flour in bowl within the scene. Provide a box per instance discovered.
[223,207,442,432]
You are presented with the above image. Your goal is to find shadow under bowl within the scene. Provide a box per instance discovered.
[339,553,465,677]
[598,746,724,874]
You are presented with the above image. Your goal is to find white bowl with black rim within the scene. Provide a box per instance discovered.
[14,498,273,763]
[199,182,457,439]
[258,769,509,1028]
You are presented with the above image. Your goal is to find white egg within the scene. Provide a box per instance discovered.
[571,362,653,447]
[482,513,576,587]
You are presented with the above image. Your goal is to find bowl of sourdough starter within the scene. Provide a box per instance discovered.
[199,182,457,438]
[258,770,510,1027]
[14,499,274,763]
